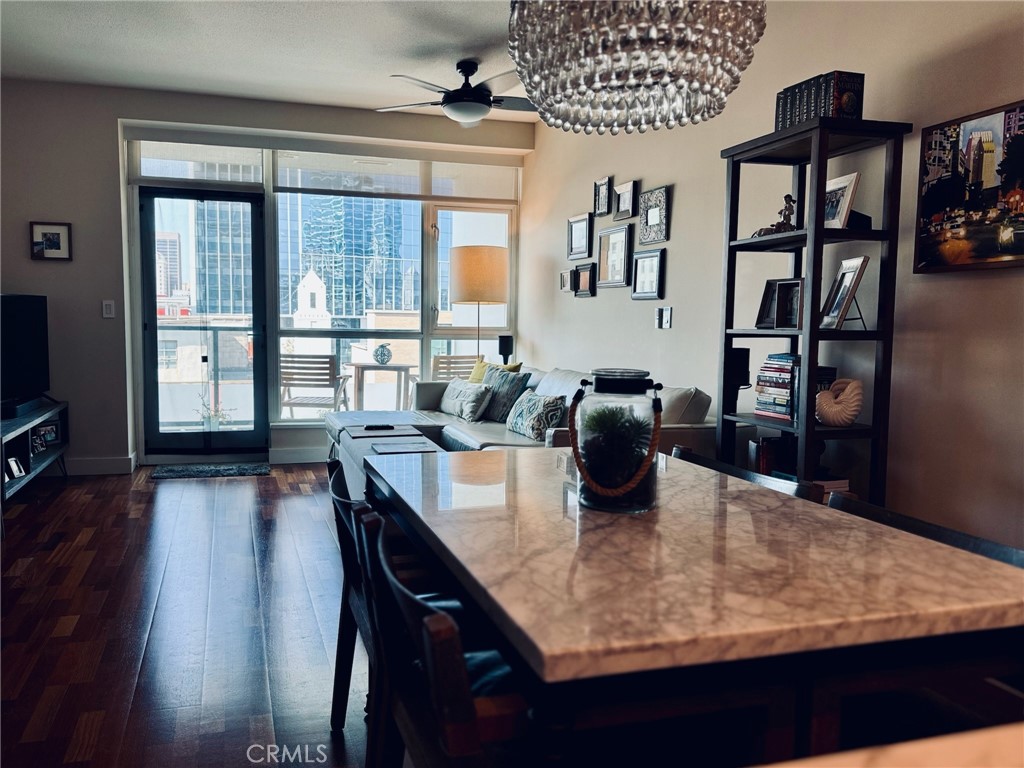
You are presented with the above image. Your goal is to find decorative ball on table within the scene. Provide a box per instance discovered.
[815,378,864,427]
[372,343,392,365]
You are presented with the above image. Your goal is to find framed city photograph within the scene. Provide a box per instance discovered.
[823,173,860,228]
[821,256,870,329]
[774,279,803,330]
[613,180,639,221]
[594,176,612,217]
[596,224,632,287]
[573,262,596,297]
[913,100,1024,273]
[638,185,671,244]
[631,249,664,300]
[567,212,592,260]
[559,269,576,292]
[30,221,72,260]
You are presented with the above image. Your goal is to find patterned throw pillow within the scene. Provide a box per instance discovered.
[506,391,566,441]
[467,359,524,384]
[481,366,532,422]
[439,379,493,421]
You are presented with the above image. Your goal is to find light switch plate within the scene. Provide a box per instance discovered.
[658,306,673,329]
[102,300,116,318]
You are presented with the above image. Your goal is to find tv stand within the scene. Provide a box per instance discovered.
[1,398,69,519]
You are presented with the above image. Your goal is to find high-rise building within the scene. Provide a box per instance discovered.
[154,231,182,296]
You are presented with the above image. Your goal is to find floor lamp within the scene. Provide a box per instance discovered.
[449,245,509,359]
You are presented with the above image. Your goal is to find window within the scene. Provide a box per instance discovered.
[158,340,178,369]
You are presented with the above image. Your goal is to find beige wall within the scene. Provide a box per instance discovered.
[518,1,1024,547]
[0,82,532,473]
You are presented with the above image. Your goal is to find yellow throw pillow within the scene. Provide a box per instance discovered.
[467,360,523,384]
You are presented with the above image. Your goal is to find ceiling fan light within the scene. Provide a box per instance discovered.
[442,100,491,123]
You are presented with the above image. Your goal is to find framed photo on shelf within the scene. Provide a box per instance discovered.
[774,279,803,329]
[567,212,592,260]
[638,185,671,244]
[7,457,26,479]
[754,279,783,329]
[596,224,632,287]
[30,221,73,260]
[613,180,639,220]
[573,262,596,297]
[35,423,59,444]
[821,256,870,329]
[823,172,860,228]
[594,176,612,217]
[913,99,1024,273]
[559,269,576,292]
[631,249,665,300]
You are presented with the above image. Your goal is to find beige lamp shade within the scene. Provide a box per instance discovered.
[449,246,509,304]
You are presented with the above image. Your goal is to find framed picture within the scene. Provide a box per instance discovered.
[638,185,671,244]
[567,212,592,260]
[30,221,72,260]
[32,436,46,455]
[823,173,860,228]
[755,279,783,329]
[573,262,596,297]
[631,249,665,300]
[821,256,870,329]
[613,180,639,221]
[559,269,576,293]
[594,176,612,217]
[7,457,26,478]
[913,100,1024,273]
[35,423,59,444]
[774,279,803,329]
[596,224,632,288]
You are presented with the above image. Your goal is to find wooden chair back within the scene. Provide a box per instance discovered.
[281,354,350,411]
[430,354,482,382]
[827,492,1024,567]
[670,445,824,503]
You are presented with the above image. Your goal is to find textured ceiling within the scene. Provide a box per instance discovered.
[0,0,537,123]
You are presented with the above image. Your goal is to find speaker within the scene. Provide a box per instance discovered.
[725,347,750,390]
[498,335,514,364]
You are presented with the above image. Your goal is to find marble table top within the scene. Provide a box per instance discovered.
[364,448,1024,683]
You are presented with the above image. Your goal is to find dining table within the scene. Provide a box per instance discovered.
[348,361,417,410]
[362,447,1024,761]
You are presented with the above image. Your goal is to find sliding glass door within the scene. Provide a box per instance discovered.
[140,187,268,454]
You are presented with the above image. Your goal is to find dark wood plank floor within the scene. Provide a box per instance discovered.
[2,465,371,767]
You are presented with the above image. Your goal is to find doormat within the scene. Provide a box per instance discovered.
[151,463,270,479]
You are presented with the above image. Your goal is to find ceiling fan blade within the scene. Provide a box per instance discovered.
[477,69,522,95]
[376,101,442,113]
[390,74,450,94]
[492,96,536,112]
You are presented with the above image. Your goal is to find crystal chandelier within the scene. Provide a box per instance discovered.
[508,1,767,135]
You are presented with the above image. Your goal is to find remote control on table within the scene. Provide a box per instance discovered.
[363,424,394,430]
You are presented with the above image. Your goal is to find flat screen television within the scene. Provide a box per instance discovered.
[1,294,51,416]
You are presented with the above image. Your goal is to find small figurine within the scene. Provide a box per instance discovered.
[752,194,798,237]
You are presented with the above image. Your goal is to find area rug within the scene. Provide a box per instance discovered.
[151,463,271,479]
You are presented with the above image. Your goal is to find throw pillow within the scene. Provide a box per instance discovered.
[506,391,566,441]
[467,359,524,384]
[439,379,493,421]
[481,366,532,422]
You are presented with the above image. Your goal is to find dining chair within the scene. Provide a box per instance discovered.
[281,353,350,416]
[670,445,824,503]
[827,492,1024,567]
[358,510,531,768]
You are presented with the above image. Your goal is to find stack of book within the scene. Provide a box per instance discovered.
[774,71,864,131]
[754,353,799,421]
[755,354,840,422]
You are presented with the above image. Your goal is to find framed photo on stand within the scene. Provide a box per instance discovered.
[596,224,633,287]
[823,173,860,228]
[755,279,783,329]
[821,256,870,329]
[774,279,803,329]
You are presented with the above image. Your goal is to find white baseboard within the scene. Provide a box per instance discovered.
[66,455,136,476]
[269,446,328,465]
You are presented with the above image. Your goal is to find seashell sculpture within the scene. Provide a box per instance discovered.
[815,378,864,427]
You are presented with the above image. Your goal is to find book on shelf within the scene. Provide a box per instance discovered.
[773,71,865,130]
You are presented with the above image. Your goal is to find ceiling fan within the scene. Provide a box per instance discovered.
[377,59,535,127]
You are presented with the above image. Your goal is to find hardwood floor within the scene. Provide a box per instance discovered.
[1,465,370,767]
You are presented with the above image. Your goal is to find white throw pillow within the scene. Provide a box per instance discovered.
[439,378,493,422]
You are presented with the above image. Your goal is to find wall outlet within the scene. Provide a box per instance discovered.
[102,300,116,318]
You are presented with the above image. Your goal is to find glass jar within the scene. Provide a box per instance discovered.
[571,368,661,514]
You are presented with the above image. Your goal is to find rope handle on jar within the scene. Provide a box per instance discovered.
[567,385,662,497]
